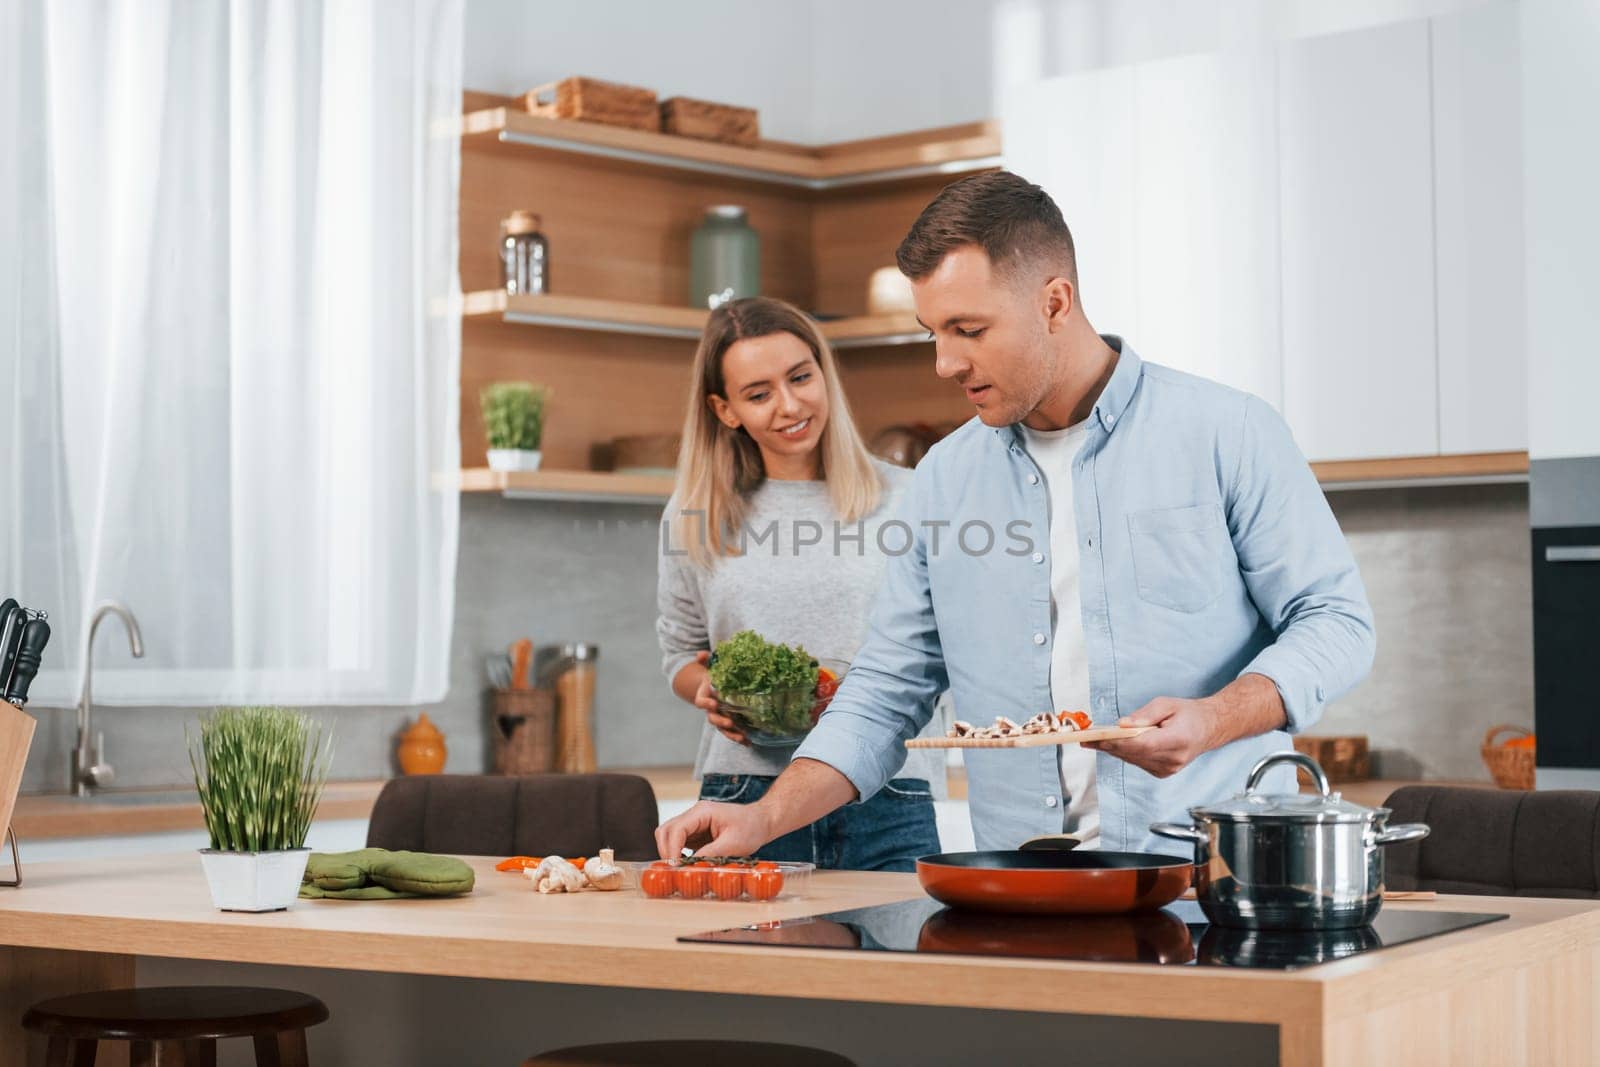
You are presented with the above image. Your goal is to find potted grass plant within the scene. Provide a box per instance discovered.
[481,381,548,472]
[189,706,332,912]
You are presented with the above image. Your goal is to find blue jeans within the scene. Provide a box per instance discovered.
[698,773,941,872]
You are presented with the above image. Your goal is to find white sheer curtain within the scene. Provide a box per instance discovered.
[1,0,463,706]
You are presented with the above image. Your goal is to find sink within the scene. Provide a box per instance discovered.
[80,788,200,806]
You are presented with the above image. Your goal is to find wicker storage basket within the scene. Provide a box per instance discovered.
[521,77,659,132]
[1481,723,1535,790]
[492,688,557,775]
[660,96,759,146]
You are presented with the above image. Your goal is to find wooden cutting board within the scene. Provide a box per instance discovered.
[906,725,1151,749]
[0,700,37,844]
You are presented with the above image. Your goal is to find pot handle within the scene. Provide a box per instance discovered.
[1246,751,1331,798]
[1150,822,1207,845]
[1372,822,1431,847]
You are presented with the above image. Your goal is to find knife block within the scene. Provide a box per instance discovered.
[0,700,36,886]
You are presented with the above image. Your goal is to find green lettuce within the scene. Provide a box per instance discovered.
[707,631,821,736]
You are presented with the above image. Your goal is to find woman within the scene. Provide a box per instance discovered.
[655,296,944,871]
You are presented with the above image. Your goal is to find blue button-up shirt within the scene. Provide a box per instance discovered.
[794,337,1376,853]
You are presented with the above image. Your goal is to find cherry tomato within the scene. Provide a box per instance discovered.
[746,867,784,901]
[640,866,676,899]
[815,668,839,700]
[710,868,747,901]
[1061,710,1092,732]
[674,865,711,898]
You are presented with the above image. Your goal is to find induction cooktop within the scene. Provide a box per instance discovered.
[680,898,1507,970]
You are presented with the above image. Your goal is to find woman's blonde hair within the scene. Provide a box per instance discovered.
[671,297,882,567]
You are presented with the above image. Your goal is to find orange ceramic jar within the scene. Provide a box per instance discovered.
[397,712,447,775]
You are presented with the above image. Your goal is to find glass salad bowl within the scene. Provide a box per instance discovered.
[712,657,849,748]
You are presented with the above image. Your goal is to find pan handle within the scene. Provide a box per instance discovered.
[1372,823,1430,847]
[1150,822,1207,845]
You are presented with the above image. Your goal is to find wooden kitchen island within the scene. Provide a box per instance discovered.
[0,854,1595,1067]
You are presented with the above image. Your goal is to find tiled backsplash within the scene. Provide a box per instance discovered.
[21,485,1532,793]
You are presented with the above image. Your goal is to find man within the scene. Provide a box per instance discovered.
[658,171,1375,858]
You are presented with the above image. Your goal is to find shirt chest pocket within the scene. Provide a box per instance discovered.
[1127,503,1231,613]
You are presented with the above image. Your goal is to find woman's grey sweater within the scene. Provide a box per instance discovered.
[655,460,947,794]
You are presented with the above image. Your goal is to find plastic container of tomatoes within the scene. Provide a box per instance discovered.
[622,860,814,902]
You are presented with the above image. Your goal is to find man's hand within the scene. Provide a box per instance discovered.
[655,799,775,860]
[1083,696,1224,778]
[1085,674,1288,778]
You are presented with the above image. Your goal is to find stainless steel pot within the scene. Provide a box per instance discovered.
[1151,751,1429,930]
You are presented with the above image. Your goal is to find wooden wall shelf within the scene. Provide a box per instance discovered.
[1312,450,1529,489]
[455,451,1533,504]
[459,468,674,504]
[463,290,928,349]
[460,108,1003,190]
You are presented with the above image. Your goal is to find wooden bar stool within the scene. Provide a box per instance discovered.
[525,1041,855,1066]
[22,986,328,1066]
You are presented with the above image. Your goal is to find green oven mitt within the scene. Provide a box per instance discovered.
[300,848,474,899]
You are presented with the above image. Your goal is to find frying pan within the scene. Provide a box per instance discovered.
[916,850,1194,915]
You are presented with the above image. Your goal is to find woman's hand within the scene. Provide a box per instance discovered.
[690,650,749,745]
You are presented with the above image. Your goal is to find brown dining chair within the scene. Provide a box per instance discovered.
[22,985,328,1066]
[1384,784,1600,896]
[364,772,660,860]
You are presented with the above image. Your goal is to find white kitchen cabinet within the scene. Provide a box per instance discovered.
[1132,50,1283,411]
[1432,3,1527,455]
[1523,0,1600,461]
[1278,20,1438,462]
[1003,64,1139,343]
[1006,54,1282,410]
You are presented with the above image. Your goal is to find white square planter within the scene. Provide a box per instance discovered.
[486,448,542,472]
[199,848,311,912]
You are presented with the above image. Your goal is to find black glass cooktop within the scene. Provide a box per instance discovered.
[680,899,1507,970]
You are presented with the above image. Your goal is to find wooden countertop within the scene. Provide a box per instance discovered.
[0,853,1592,1029]
[3,854,1597,1064]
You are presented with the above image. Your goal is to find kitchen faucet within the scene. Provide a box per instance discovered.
[72,601,144,796]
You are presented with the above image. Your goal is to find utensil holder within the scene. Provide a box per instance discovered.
[492,688,557,775]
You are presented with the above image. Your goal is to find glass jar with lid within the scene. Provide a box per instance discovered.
[500,211,549,295]
[689,205,760,309]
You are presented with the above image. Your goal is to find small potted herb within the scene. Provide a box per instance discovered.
[481,381,548,472]
[189,706,332,912]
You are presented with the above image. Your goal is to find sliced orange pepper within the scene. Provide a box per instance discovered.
[1060,710,1092,731]
[496,855,587,872]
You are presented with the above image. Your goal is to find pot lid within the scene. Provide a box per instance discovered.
[1190,752,1381,823]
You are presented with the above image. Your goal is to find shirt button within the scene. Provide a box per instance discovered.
[1027,473,1039,486]
[1032,632,1046,646]
[1045,795,1059,808]
[1105,414,1116,427]
[1031,551,1044,564]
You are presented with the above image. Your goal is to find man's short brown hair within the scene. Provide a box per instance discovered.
[896,170,1077,287]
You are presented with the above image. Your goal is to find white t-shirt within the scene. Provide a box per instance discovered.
[1017,419,1099,847]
